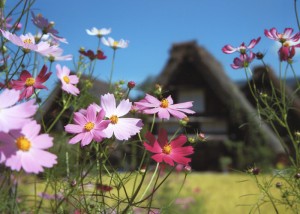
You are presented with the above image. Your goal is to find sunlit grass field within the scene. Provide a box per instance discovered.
[17,171,291,213]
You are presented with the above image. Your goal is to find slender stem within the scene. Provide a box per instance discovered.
[138,162,160,201]
[109,49,116,91]
[295,0,300,31]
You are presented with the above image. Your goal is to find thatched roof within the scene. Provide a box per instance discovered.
[156,41,285,154]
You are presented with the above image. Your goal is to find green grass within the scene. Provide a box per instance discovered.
[15,171,292,213]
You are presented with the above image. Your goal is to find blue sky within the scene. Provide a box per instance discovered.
[5,0,300,95]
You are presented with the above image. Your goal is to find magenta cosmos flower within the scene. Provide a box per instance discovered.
[100,93,143,140]
[11,65,51,100]
[230,52,256,69]
[222,37,261,54]
[264,27,300,44]
[134,94,195,120]
[56,64,80,96]
[144,129,194,166]
[64,104,110,146]
[0,89,37,133]
[0,120,57,174]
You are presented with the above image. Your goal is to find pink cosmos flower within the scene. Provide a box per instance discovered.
[264,27,300,44]
[222,37,261,54]
[64,104,110,146]
[134,94,195,120]
[100,93,143,140]
[56,64,80,96]
[230,52,256,69]
[143,129,194,166]
[0,89,37,133]
[2,16,22,30]
[0,120,57,174]
[0,29,53,54]
[11,65,51,100]
[40,46,72,62]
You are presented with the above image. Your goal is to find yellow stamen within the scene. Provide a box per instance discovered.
[113,41,118,47]
[160,99,169,108]
[25,77,35,86]
[110,115,118,124]
[162,144,172,155]
[283,42,290,47]
[63,76,70,84]
[23,38,33,44]
[84,122,94,131]
[16,136,31,151]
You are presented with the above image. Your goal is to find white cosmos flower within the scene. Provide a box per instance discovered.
[86,27,111,37]
[101,37,129,50]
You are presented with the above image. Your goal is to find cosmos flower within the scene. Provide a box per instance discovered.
[86,27,111,38]
[0,29,53,54]
[222,37,261,54]
[278,44,300,62]
[41,46,72,62]
[100,93,143,140]
[11,65,52,100]
[2,16,22,30]
[56,64,80,96]
[31,12,68,44]
[0,89,37,133]
[264,27,300,44]
[230,51,256,69]
[134,94,195,120]
[79,49,106,61]
[0,120,57,174]
[101,37,129,50]
[143,129,194,166]
[64,104,110,146]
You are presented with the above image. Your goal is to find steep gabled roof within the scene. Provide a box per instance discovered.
[156,41,284,154]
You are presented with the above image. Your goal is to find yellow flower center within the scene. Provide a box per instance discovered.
[162,144,172,155]
[84,122,95,131]
[113,41,118,47]
[283,42,290,47]
[16,136,31,151]
[160,99,169,108]
[110,115,118,124]
[23,38,33,44]
[63,76,70,84]
[25,77,35,86]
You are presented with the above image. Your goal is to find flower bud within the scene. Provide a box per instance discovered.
[256,52,264,60]
[127,81,136,89]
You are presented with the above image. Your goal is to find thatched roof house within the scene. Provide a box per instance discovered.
[154,41,285,171]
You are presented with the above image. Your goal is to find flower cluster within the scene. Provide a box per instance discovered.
[223,27,300,68]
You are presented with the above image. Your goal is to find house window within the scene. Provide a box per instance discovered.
[178,89,205,113]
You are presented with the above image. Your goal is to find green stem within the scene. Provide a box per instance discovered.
[109,49,116,91]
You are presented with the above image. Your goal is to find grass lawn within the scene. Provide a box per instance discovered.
[17,171,290,213]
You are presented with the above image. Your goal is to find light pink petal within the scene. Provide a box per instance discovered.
[5,152,22,171]
[69,75,79,84]
[116,99,131,117]
[68,133,85,144]
[21,120,40,139]
[144,94,161,106]
[157,108,170,119]
[0,89,19,108]
[101,93,116,116]
[20,152,44,173]
[167,109,187,119]
[81,133,93,146]
[31,134,53,149]
[86,105,97,122]
[30,149,57,168]
[65,124,84,134]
